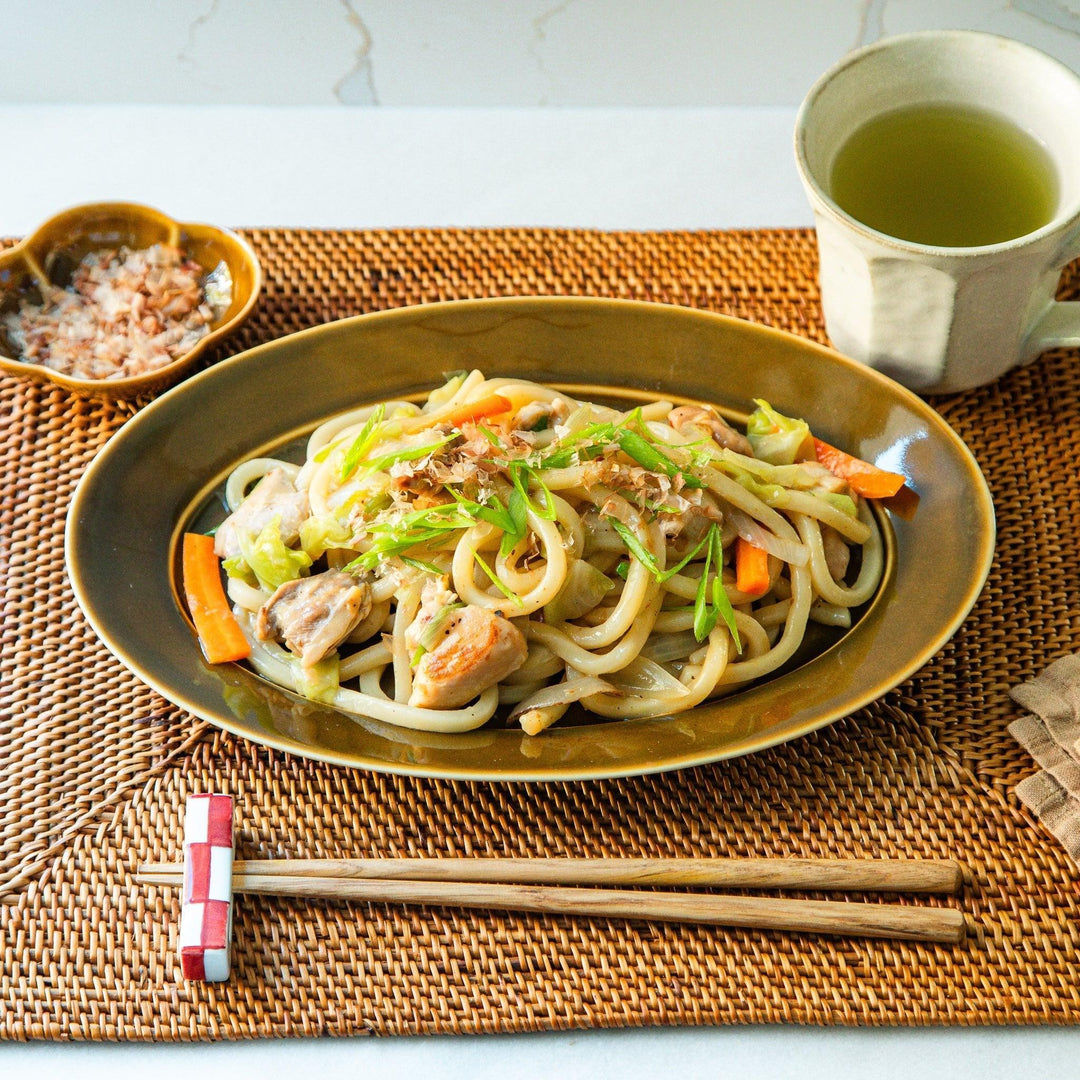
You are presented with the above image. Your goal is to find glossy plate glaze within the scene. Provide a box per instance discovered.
[66,298,995,780]
[0,201,261,398]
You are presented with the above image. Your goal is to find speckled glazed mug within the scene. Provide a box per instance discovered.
[795,31,1080,393]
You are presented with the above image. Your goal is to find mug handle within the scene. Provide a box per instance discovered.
[1028,302,1080,354]
[1027,230,1080,355]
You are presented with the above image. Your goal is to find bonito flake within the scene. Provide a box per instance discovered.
[4,243,231,380]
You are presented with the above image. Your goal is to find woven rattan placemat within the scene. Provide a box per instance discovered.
[2,227,1078,1040]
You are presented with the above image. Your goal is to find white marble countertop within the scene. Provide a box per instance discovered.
[0,104,1074,1079]
[0,104,811,234]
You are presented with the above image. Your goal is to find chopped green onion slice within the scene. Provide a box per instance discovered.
[360,433,455,475]
[394,501,476,530]
[567,420,618,446]
[500,488,528,558]
[606,517,661,579]
[617,429,705,489]
[693,527,717,642]
[361,491,392,517]
[535,446,577,470]
[477,424,503,447]
[339,403,386,480]
[534,420,619,470]
[710,526,741,652]
[657,528,712,583]
[468,547,523,606]
[401,555,444,574]
[445,487,527,558]
[346,524,457,572]
[691,524,741,649]
[473,496,516,534]
[510,462,558,521]
[416,602,465,656]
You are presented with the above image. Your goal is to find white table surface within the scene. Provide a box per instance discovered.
[1,104,1075,1078]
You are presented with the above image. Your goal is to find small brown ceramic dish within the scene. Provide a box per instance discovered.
[66,297,995,781]
[0,201,261,398]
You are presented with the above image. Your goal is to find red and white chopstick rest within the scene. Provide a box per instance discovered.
[178,793,234,981]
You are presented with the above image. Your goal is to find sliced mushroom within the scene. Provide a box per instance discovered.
[256,569,371,668]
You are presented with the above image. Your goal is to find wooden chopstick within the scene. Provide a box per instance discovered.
[138,856,963,894]
[137,857,966,943]
[137,869,965,943]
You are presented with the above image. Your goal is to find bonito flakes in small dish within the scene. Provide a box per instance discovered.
[0,202,261,398]
[6,243,232,382]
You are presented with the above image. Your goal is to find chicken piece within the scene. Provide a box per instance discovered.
[409,604,527,710]
[821,525,851,583]
[516,397,570,432]
[668,405,753,455]
[214,468,309,560]
[256,570,372,668]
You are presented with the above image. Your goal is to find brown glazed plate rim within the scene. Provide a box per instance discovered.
[65,297,995,781]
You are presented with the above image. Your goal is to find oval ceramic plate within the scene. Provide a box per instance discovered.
[66,298,995,781]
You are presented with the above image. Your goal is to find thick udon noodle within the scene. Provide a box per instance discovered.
[220,371,885,734]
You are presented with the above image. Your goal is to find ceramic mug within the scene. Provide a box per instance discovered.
[795,30,1080,393]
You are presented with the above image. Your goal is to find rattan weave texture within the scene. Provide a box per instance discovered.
[1,227,1078,1039]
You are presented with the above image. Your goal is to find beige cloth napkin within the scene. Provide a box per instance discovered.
[1009,653,1080,863]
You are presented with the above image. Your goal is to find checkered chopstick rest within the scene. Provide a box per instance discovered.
[178,794,234,981]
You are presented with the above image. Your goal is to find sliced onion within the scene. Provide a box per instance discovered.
[596,491,637,526]
[581,511,627,554]
[641,631,700,664]
[556,404,596,438]
[556,403,619,440]
[507,674,616,722]
[503,643,565,685]
[544,560,615,623]
[726,505,809,567]
[605,656,691,696]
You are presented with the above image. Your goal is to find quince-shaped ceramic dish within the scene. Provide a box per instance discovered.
[0,201,261,398]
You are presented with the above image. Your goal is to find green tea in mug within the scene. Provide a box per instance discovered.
[828,103,1059,246]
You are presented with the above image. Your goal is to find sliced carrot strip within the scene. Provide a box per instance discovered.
[879,484,921,520]
[440,393,513,428]
[735,537,771,597]
[812,438,907,499]
[182,532,251,664]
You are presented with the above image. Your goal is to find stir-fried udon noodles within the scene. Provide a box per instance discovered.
[197,371,903,735]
